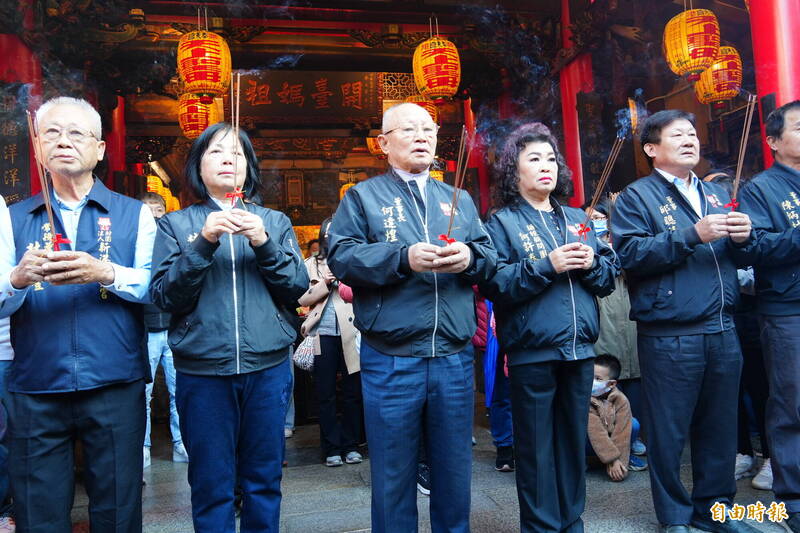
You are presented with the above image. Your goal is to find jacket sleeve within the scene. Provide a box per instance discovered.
[587,404,621,465]
[479,215,559,304]
[734,183,800,267]
[149,214,218,315]
[578,234,620,297]
[327,188,412,288]
[298,277,330,307]
[252,213,309,307]
[459,193,498,284]
[610,394,632,468]
[611,187,703,276]
[472,288,488,349]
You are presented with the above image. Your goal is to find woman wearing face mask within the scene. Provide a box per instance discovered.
[150,122,309,532]
[480,122,620,533]
[298,218,363,467]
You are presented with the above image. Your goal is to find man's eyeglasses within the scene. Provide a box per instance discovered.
[40,126,97,144]
[382,124,439,139]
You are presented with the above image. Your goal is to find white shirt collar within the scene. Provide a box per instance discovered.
[655,168,699,188]
[393,167,430,182]
[210,196,233,211]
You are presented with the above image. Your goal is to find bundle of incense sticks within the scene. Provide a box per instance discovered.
[227,72,244,207]
[440,125,473,243]
[728,93,758,209]
[25,110,70,251]
[579,135,624,239]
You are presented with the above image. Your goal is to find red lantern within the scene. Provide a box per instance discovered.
[177,30,232,102]
[412,36,461,100]
[695,46,743,108]
[178,93,220,139]
[663,9,721,82]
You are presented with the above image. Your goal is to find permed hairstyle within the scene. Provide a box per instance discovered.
[184,122,262,201]
[36,96,102,139]
[595,354,622,381]
[765,100,800,141]
[639,110,696,166]
[492,122,573,208]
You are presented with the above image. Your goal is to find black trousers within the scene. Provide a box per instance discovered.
[734,312,770,458]
[509,357,593,533]
[5,379,145,533]
[314,335,363,457]
[638,331,741,527]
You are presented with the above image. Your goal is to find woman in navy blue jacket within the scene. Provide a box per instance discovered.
[481,122,619,533]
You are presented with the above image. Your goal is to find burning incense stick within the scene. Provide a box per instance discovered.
[727,93,758,210]
[25,111,70,251]
[579,135,624,239]
[227,72,244,207]
[440,126,472,243]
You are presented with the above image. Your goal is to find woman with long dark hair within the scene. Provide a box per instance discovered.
[298,217,363,466]
[480,122,619,532]
[150,122,308,532]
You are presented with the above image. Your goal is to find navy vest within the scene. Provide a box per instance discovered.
[9,180,145,393]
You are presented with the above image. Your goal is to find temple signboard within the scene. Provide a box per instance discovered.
[237,71,380,123]
[0,82,31,205]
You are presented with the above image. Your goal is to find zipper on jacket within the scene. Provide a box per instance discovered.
[406,180,439,357]
[697,183,726,331]
[228,233,242,373]
[538,207,579,360]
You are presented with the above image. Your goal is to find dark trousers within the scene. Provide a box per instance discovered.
[176,358,293,533]
[490,355,513,449]
[5,380,145,533]
[759,315,800,513]
[360,341,473,533]
[735,312,769,458]
[314,335,363,458]
[637,330,741,526]
[509,357,594,533]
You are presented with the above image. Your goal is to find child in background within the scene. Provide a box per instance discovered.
[587,354,646,481]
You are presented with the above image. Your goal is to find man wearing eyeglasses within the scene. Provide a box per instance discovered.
[327,103,497,533]
[0,97,155,532]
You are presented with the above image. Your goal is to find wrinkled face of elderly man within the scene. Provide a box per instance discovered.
[378,103,438,174]
[37,102,105,180]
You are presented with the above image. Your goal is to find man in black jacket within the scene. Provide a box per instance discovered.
[328,103,496,533]
[735,100,800,533]
[611,110,758,533]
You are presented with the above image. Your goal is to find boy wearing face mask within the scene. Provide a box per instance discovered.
[587,354,646,481]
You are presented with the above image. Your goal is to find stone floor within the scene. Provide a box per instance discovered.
[68,419,788,532]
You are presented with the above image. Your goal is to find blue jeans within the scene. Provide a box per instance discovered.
[490,356,513,448]
[360,341,473,533]
[284,362,294,431]
[145,330,181,447]
[176,357,293,533]
[0,360,11,514]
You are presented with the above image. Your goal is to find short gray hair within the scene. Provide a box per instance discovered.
[36,97,102,139]
[381,102,430,133]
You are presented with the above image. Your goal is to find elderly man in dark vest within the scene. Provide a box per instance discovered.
[0,97,154,533]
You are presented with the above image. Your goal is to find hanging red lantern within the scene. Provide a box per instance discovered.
[405,95,439,123]
[663,9,721,82]
[695,46,743,108]
[412,36,461,100]
[177,30,232,103]
[178,93,220,139]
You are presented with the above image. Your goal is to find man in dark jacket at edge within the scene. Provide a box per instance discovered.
[611,110,759,533]
[732,100,800,533]
[327,102,496,533]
